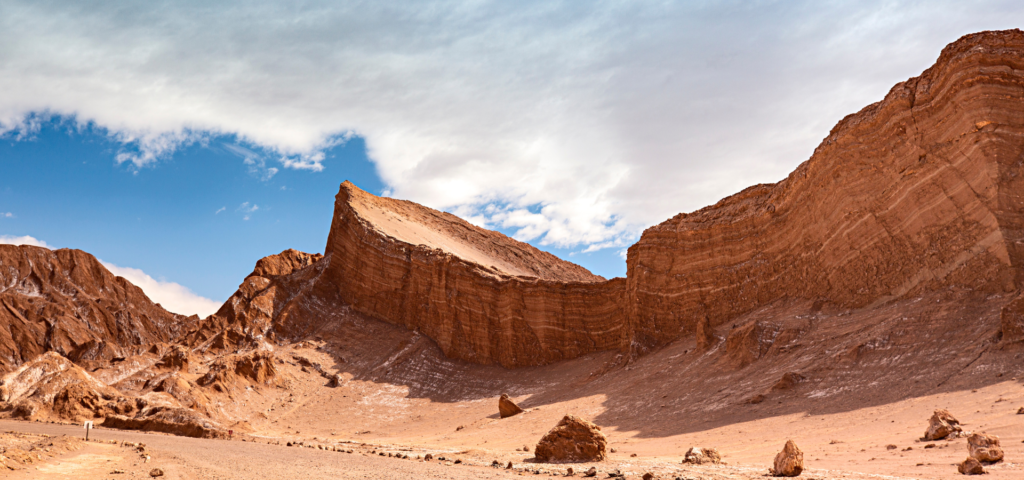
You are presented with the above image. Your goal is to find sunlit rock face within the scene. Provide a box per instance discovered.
[318,30,1024,367]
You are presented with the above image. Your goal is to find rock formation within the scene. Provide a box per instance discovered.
[967,433,1003,463]
[958,457,985,475]
[771,440,804,477]
[0,245,195,373]
[683,446,721,465]
[499,393,524,418]
[534,415,608,463]
[307,30,1024,368]
[924,409,963,440]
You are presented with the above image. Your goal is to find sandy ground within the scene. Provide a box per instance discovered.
[3,375,1023,480]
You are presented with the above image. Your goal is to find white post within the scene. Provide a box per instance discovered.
[84,421,93,441]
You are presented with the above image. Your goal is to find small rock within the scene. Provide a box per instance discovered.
[499,393,525,418]
[771,440,803,477]
[149,468,164,478]
[924,444,936,449]
[924,409,962,440]
[507,461,514,469]
[585,466,597,477]
[683,446,721,465]
[535,415,608,463]
[967,433,1004,463]
[566,467,574,475]
[610,448,617,453]
[958,457,985,475]
[746,394,766,405]
[1017,406,1024,415]
[523,445,530,452]
[886,444,897,450]
[424,453,433,461]
[456,425,464,431]
[642,473,654,480]
[454,459,462,464]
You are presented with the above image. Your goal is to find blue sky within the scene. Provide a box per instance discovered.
[0,116,626,313]
[2,1,1023,315]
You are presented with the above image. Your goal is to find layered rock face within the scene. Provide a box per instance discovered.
[314,29,1024,367]
[322,182,628,367]
[627,30,1024,350]
[0,245,194,372]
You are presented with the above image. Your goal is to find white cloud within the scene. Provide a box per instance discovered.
[100,261,221,317]
[237,202,259,220]
[214,206,226,214]
[1,212,13,218]
[0,234,51,248]
[1,2,1022,251]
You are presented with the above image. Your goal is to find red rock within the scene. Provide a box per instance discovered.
[534,415,608,463]
[771,440,803,477]
[967,433,1003,463]
[958,457,985,474]
[499,393,524,418]
[924,409,962,441]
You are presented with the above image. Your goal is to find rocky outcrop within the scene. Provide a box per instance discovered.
[534,415,608,463]
[0,352,137,421]
[0,245,194,373]
[310,30,1024,368]
[771,440,804,477]
[968,433,1003,463]
[925,409,963,440]
[323,181,627,368]
[627,29,1024,354]
[499,393,523,418]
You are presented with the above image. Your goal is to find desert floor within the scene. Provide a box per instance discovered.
[3,377,1023,479]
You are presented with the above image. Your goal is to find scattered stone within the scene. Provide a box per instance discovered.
[771,440,803,477]
[535,415,608,463]
[523,445,530,452]
[924,409,963,440]
[631,453,637,457]
[456,425,464,431]
[584,466,597,477]
[967,433,1004,463]
[642,473,654,480]
[499,393,525,418]
[566,467,574,475]
[925,443,936,449]
[886,444,897,450]
[149,468,164,478]
[507,461,514,469]
[682,446,721,464]
[610,448,617,453]
[328,374,344,388]
[454,459,462,464]
[958,457,985,475]
[771,372,805,391]
[424,453,433,461]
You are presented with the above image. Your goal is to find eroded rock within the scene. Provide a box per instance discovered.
[924,409,963,441]
[958,457,985,475]
[499,393,524,418]
[534,415,607,463]
[967,433,1003,463]
[771,440,803,477]
[682,446,721,465]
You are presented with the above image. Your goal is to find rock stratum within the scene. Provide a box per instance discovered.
[317,29,1024,367]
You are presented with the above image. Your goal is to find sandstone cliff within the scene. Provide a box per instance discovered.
[0,245,195,373]
[315,29,1024,366]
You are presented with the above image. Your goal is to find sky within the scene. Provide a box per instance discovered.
[2,1,1023,317]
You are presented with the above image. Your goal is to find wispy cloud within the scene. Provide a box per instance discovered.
[237,202,259,221]
[214,206,226,214]
[0,234,51,248]
[1,212,13,218]
[224,143,279,181]
[1,2,1022,251]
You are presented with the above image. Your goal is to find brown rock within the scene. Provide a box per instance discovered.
[967,433,1004,463]
[584,467,597,477]
[924,409,963,440]
[695,315,716,352]
[149,468,164,477]
[499,394,524,418]
[771,440,803,477]
[772,373,805,391]
[534,415,608,463]
[0,245,195,373]
[682,446,721,465]
[642,473,654,480]
[958,457,985,475]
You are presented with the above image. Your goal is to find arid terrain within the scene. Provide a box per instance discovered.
[4,29,1024,479]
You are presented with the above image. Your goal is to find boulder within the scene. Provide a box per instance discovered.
[958,457,985,475]
[924,409,962,440]
[499,394,524,418]
[771,440,803,477]
[682,446,721,465]
[534,415,608,463]
[967,433,1004,463]
[149,468,165,477]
